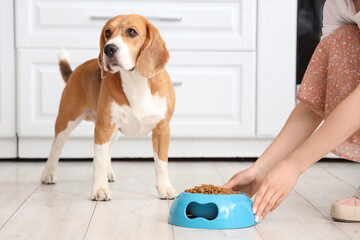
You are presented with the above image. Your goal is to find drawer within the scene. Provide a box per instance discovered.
[15,0,256,51]
[17,49,255,138]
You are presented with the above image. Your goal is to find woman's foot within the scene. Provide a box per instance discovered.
[331,187,360,222]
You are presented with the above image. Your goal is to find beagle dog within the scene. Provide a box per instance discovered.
[40,14,177,201]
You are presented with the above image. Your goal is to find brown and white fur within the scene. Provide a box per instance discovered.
[40,14,177,201]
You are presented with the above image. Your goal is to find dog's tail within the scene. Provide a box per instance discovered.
[58,48,72,83]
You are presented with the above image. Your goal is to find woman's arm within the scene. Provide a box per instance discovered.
[223,102,322,196]
[292,87,360,173]
[253,85,360,221]
[253,102,323,170]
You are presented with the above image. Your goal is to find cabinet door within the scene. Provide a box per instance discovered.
[0,0,16,158]
[256,0,297,137]
[16,0,256,51]
[17,50,97,138]
[17,50,256,139]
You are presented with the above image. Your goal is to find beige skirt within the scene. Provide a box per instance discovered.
[297,25,360,162]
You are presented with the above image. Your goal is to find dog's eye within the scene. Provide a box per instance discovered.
[127,28,137,37]
[105,29,111,38]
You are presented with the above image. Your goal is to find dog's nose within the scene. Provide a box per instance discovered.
[104,44,118,57]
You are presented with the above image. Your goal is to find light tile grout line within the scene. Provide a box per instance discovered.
[83,201,98,240]
[0,184,41,231]
[212,162,265,240]
[212,162,226,184]
[293,189,353,240]
[254,225,265,240]
[167,199,176,240]
[317,164,358,189]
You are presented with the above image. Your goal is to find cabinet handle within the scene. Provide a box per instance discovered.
[146,16,183,22]
[90,16,182,22]
[90,16,112,20]
[172,81,183,86]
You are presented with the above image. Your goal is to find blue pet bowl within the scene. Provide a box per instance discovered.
[169,192,256,229]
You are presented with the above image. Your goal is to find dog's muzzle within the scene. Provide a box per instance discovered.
[104,44,118,58]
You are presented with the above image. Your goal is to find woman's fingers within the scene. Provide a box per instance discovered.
[222,172,239,189]
[221,180,235,189]
[252,183,269,221]
[222,183,236,190]
[270,195,286,212]
[254,190,274,222]
[253,183,292,222]
[260,193,281,219]
[253,178,283,222]
[222,171,247,189]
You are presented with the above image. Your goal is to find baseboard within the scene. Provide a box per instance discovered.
[0,138,17,158]
[18,137,275,159]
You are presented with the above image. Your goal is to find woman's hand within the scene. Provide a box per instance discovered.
[252,159,301,222]
[222,164,270,198]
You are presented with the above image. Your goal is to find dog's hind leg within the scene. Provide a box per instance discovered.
[107,130,120,182]
[41,106,90,184]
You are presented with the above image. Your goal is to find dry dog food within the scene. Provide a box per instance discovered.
[185,184,240,195]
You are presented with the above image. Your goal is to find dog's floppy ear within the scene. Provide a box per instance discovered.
[97,25,106,78]
[136,22,170,78]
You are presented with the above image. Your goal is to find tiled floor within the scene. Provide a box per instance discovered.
[0,160,359,240]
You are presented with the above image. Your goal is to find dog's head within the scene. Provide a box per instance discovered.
[98,14,170,79]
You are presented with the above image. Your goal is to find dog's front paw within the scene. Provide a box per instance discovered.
[157,185,178,200]
[41,171,57,184]
[92,187,111,201]
[107,170,116,182]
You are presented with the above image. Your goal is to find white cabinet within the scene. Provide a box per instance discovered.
[16,0,256,51]
[0,0,17,158]
[168,51,256,138]
[17,50,255,139]
[13,0,297,158]
[257,0,297,137]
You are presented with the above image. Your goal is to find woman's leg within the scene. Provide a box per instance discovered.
[300,25,360,222]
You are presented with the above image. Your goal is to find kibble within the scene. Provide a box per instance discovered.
[185,184,240,195]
